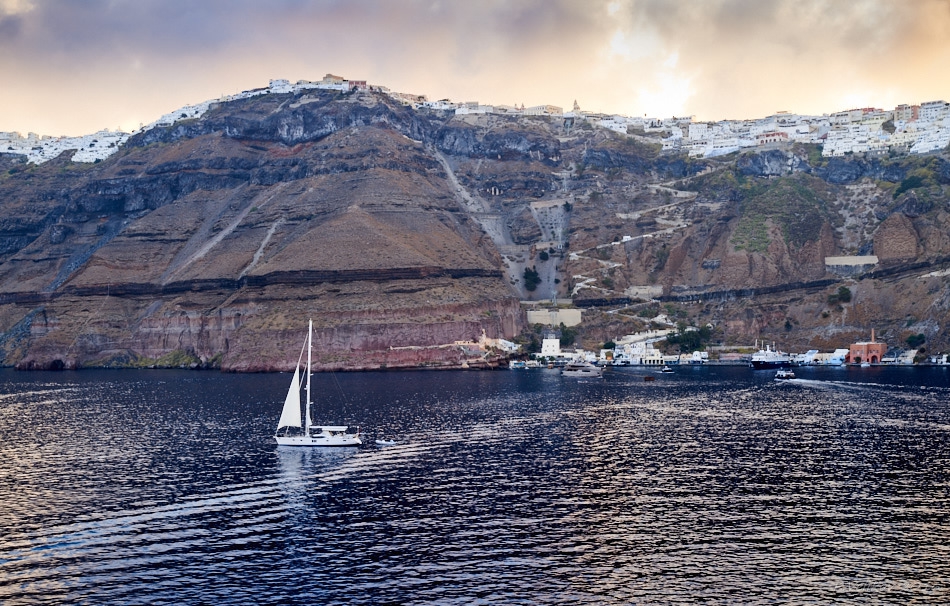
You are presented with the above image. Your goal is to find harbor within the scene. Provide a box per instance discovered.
[509,328,950,370]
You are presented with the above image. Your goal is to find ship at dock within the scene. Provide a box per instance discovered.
[750,343,792,370]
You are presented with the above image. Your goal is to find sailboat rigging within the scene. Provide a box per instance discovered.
[275,320,361,447]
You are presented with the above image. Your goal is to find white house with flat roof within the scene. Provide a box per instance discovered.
[919,100,949,122]
[523,105,563,117]
[540,333,561,357]
[825,255,878,276]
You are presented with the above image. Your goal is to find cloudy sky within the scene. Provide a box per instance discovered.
[2,0,949,136]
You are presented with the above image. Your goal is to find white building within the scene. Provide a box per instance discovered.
[268,79,293,93]
[896,349,918,365]
[910,128,950,154]
[688,122,709,141]
[919,100,949,122]
[2,128,131,164]
[455,103,495,115]
[523,105,563,117]
[810,349,849,365]
[540,333,561,357]
[598,116,631,134]
[422,99,459,111]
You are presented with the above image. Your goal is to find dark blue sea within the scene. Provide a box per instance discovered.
[1,365,949,604]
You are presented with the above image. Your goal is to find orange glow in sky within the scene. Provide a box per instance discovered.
[1,0,949,136]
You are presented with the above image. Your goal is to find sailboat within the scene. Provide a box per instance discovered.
[275,320,362,447]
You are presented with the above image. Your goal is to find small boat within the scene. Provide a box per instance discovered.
[275,320,362,447]
[643,375,656,382]
[775,369,796,380]
[561,361,604,378]
[660,365,674,373]
[375,439,397,446]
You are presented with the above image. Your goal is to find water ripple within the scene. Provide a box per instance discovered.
[1,367,949,603]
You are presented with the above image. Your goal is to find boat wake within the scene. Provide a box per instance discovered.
[790,377,950,395]
[0,441,440,602]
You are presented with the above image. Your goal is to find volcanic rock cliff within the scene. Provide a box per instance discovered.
[2,88,950,369]
[0,91,524,370]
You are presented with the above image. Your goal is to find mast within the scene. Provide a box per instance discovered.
[305,318,313,436]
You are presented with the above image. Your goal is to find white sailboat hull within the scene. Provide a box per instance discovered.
[276,433,361,447]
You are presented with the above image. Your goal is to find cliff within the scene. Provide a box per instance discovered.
[561,144,950,353]
[1,89,950,368]
[0,91,521,371]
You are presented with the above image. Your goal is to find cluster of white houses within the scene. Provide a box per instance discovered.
[4,73,948,165]
[664,101,950,158]
[1,129,131,164]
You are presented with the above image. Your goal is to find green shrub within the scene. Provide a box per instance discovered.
[894,175,925,198]
[828,286,852,305]
[731,173,832,252]
[523,267,541,291]
[907,333,926,348]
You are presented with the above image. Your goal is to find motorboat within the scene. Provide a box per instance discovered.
[561,361,604,378]
[774,369,796,380]
[660,365,674,373]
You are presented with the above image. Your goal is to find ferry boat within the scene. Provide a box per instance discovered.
[750,344,791,369]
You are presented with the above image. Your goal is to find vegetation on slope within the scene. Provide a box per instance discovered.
[730,173,834,253]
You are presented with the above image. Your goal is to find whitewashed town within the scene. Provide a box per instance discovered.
[3,73,949,165]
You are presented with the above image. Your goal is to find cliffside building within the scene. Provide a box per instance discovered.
[824,255,878,276]
[540,332,561,357]
[523,105,563,117]
[525,307,582,327]
[849,330,887,364]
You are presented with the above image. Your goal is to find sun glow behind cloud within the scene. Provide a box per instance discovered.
[0,0,33,15]
[0,0,948,135]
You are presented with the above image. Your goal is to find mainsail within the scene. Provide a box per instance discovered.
[276,366,302,430]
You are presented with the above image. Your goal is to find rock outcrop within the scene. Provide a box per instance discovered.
[873,214,920,262]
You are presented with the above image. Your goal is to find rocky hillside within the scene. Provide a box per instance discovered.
[0,90,523,371]
[1,88,949,369]
[561,145,950,354]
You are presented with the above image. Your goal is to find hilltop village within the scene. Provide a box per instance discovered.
[3,73,949,165]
